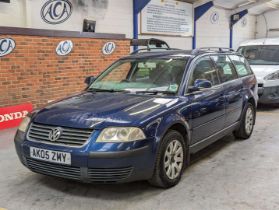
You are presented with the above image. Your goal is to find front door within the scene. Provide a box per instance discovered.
[186,56,226,145]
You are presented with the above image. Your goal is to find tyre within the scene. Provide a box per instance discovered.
[148,130,187,188]
[234,103,256,139]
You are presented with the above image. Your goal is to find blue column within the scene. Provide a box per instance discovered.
[133,0,151,51]
[230,10,248,49]
[192,1,214,49]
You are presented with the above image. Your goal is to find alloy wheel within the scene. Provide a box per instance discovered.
[164,140,184,180]
[245,107,254,135]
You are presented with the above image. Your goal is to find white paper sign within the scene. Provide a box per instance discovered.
[141,0,193,37]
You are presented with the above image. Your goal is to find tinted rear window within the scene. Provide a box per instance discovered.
[229,55,252,77]
[211,55,238,82]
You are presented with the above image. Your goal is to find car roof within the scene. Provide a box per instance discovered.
[121,49,239,60]
[239,38,279,47]
[121,50,194,60]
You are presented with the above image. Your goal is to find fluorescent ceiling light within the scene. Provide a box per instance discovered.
[238,0,256,8]
[266,2,279,9]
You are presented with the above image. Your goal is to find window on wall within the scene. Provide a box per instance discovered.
[229,55,252,77]
[211,55,238,82]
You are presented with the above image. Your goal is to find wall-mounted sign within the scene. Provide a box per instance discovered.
[102,42,116,55]
[0,38,15,57]
[210,11,219,24]
[56,40,73,56]
[0,103,33,130]
[141,0,193,37]
[41,0,73,24]
[241,17,247,27]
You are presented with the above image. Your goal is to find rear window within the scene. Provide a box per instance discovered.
[229,55,252,77]
[211,55,238,82]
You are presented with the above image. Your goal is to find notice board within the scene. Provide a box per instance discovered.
[141,0,193,37]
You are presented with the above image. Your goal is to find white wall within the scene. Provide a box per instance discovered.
[196,6,256,49]
[256,10,279,38]
[0,0,256,50]
[233,15,256,49]
[0,0,133,37]
[0,0,26,27]
[138,4,255,50]
[196,7,230,48]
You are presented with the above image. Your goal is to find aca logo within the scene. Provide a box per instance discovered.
[102,42,116,55]
[41,0,73,24]
[0,38,15,57]
[210,11,219,24]
[56,40,73,56]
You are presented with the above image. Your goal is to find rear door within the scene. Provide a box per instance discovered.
[211,55,243,127]
[186,56,225,144]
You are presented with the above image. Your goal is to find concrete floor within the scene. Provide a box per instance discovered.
[0,106,279,210]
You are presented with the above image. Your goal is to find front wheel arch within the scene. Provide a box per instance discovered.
[156,119,191,150]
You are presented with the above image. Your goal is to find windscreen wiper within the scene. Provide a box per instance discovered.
[135,90,176,95]
[87,88,127,93]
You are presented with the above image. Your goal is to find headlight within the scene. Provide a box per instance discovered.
[96,127,146,142]
[264,71,279,80]
[18,116,31,133]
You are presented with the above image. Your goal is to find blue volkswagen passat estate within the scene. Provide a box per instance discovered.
[15,47,258,188]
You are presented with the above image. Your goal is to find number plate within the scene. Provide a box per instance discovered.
[30,147,71,165]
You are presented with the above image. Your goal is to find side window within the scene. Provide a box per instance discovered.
[189,56,219,87]
[229,55,252,77]
[211,55,238,82]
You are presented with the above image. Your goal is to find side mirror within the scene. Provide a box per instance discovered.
[84,76,95,86]
[188,79,212,93]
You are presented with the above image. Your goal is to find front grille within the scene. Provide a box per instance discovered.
[258,83,263,88]
[27,123,93,147]
[26,158,133,183]
[26,158,81,180]
[88,167,133,183]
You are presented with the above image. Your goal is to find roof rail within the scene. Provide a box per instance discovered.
[192,47,235,55]
[130,47,181,55]
[131,38,170,48]
[130,38,179,54]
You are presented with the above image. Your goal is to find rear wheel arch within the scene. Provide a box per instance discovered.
[248,97,256,109]
[243,97,256,122]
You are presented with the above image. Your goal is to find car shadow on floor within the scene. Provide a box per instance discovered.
[257,103,279,111]
[33,135,235,200]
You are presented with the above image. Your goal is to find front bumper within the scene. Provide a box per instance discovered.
[14,131,156,183]
[258,84,279,104]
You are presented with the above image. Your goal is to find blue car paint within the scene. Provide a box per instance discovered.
[14,50,258,183]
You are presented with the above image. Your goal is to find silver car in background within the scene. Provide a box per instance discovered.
[238,38,279,104]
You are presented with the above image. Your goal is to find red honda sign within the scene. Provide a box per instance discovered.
[0,103,33,130]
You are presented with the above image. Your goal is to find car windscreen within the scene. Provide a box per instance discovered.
[238,45,279,65]
[89,58,189,94]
